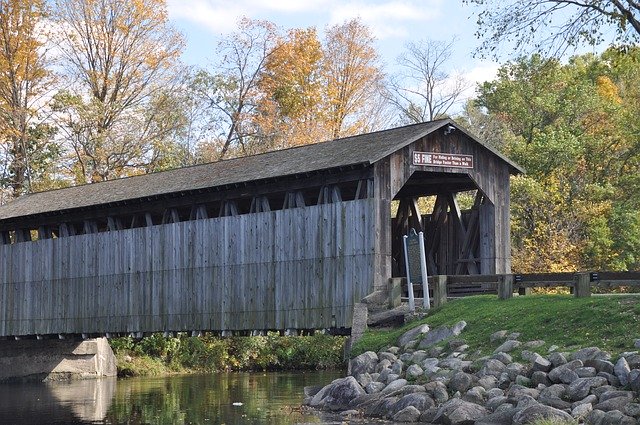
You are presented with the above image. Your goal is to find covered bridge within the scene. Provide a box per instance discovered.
[0,119,522,338]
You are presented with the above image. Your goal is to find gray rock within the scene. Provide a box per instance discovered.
[490,330,509,343]
[507,385,540,402]
[615,357,631,386]
[538,394,572,410]
[410,350,428,364]
[572,347,611,362]
[386,373,400,384]
[506,362,527,381]
[355,372,372,388]
[338,409,359,418]
[493,352,512,364]
[494,339,521,354]
[531,355,553,373]
[379,351,398,363]
[568,376,608,401]
[587,359,615,374]
[381,378,407,395]
[377,367,391,382]
[548,351,568,367]
[624,402,640,417]
[548,362,582,384]
[392,405,421,422]
[576,366,597,377]
[525,339,545,348]
[398,324,430,347]
[391,359,404,375]
[399,352,413,362]
[433,398,488,425]
[475,407,520,425]
[571,402,593,419]
[349,351,378,377]
[310,376,365,410]
[594,396,633,412]
[520,350,540,362]
[512,403,574,424]
[448,339,466,350]
[428,383,449,404]
[449,371,474,393]
[392,392,435,415]
[572,394,598,409]
[439,357,472,371]
[387,346,400,354]
[419,407,440,423]
[419,321,467,349]
[629,369,640,392]
[497,372,511,390]
[635,339,640,349]
[486,388,504,399]
[599,390,633,402]
[601,409,636,425]
[587,409,606,425]
[364,381,385,394]
[462,386,485,405]
[478,376,498,390]
[624,352,640,369]
[540,383,568,399]
[531,371,552,387]
[515,395,539,409]
[597,372,620,386]
[405,364,424,380]
[593,385,617,398]
[377,359,392,372]
[479,359,507,378]
[486,395,509,411]
[399,384,426,395]
[515,375,532,387]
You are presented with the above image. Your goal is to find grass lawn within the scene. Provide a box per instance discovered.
[352,294,640,358]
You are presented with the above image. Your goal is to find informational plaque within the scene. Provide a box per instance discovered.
[413,151,474,169]
[405,228,423,284]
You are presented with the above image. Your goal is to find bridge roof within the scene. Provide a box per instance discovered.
[0,119,522,221]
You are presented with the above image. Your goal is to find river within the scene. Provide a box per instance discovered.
[0,371,373,425]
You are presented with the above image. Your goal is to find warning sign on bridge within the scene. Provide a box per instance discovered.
[412,151,474,169]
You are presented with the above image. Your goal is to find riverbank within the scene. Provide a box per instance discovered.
[110,332,347,377]
[306,295,640,424]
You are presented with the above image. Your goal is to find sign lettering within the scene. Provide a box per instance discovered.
[412,151,474,169]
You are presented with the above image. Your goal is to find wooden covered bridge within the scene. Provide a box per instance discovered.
[0,119,522,338]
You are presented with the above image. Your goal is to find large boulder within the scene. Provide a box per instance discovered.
[614,357,631,386]
[494,339,521,354]
[418,321,467,349]
[433,398,488,425]
[391,392,435,415]
[512,403,574,424]
[392,405,421,422]
[349,351,378,377]
[572,347,611,363]
[309,376,365,411]
[398,324,430,347]
[567,376,608,401]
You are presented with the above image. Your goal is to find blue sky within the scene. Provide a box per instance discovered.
[166,0,500,101]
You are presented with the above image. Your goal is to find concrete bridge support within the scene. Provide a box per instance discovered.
[0,337,116,383]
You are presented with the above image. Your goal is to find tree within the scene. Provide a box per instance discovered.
[51,0,184,183]
[193,18,279,161]
[475,49,640,271]
[323,19,387,138]
[465,0,640,58]
[0,0,58,200]
[389,38,470,123]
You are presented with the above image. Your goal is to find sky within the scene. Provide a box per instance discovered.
[165,0,500,104]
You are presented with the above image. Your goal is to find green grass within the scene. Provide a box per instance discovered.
[352,295,640,358]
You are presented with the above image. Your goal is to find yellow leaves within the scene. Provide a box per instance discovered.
[595,75,622,104]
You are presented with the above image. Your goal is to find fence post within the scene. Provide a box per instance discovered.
[433,275,448,308]
[574,273,591,298]
[499,274,514,300]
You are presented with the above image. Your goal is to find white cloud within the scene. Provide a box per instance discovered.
[167,0,248,34]
[457,63,499,101]
[329,1,442,39]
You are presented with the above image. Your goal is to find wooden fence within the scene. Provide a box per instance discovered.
[404,271,640,306]
[0,199,377,337]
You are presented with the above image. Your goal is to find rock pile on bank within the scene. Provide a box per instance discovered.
[304,321,640,424]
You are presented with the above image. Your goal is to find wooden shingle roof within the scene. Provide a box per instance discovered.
[0,119,522,221]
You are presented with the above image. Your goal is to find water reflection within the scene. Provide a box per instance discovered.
[0,371,345,425]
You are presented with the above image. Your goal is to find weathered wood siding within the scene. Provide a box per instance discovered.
[0,199,376,337]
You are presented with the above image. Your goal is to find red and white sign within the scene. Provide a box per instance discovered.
[412,151,474,169]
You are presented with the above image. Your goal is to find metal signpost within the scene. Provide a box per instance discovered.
[403,228,430,312]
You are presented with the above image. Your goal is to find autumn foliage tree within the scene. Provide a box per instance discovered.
[51,0,184,183]
[0,0,57,201]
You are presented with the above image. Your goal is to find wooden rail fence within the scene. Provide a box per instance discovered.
[402,271,640,306]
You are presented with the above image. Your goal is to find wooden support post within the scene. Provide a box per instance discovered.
[574,273,591,298]
[518,286,531,296]
[433,275,448,308]
[498,274,514,300]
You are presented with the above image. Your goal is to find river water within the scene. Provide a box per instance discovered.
[0,371,375,425]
